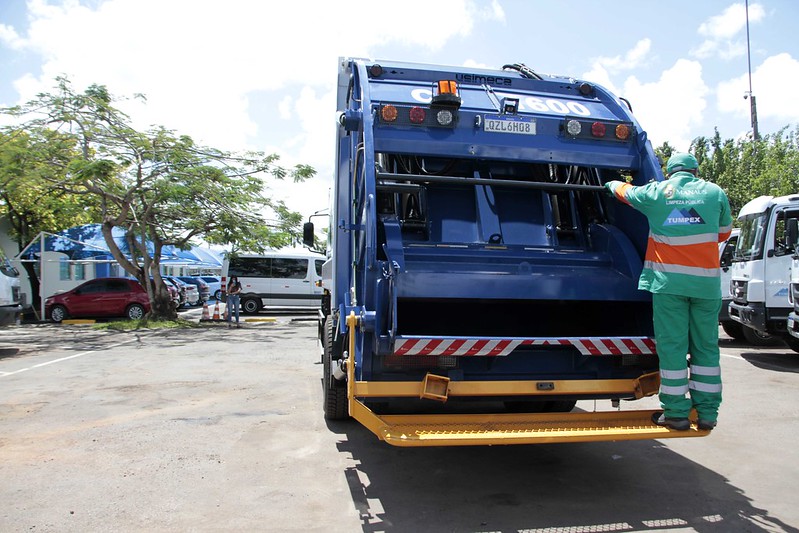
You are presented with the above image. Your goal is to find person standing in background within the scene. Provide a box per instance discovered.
[226,275,242,329]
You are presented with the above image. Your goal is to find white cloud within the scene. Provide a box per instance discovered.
[717,53,799,129]
[0,23,24,49]
[587,39,652,75]
[621,59,709,151]
[4,0,487,218]
[692,2,764,60]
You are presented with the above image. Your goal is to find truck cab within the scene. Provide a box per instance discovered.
[728,194,799,351]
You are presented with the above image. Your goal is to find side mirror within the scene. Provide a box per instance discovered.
[302,222,315,248]
[787,218,798,249]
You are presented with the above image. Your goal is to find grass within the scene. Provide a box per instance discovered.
[93,317,200,331]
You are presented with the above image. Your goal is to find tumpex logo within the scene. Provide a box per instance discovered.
[665,208,705,225]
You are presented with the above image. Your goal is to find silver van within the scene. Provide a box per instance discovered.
[221,251,325,314]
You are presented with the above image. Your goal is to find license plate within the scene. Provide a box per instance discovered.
[790,316,796,331]
[484,115,536,135]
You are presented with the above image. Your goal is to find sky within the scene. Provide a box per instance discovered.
[1,0,798,222]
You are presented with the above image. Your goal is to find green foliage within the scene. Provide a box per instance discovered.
[92,317,199,331]
[689,127,799,216]
[1,76,316,320]
[0,128,98,247]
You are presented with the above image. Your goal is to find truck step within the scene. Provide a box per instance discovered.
[365,409,709,447]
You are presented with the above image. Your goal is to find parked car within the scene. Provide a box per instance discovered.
[165,276,200,307]
[200,276,222,300]
[199,276,222,300]
[162,276,186,307]
[177,276,211,303]
[45,277,150,322]
[154,278,181,309]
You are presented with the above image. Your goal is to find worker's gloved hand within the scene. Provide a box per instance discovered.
[603,182,616,197]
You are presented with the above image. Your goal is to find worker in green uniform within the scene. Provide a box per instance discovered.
[605,153,732,431]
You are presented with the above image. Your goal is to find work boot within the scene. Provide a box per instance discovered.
[651,412,690,431]
[697,419,717,431]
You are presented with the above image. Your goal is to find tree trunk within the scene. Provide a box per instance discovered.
[149,286,177,321]
[22,261,41,319]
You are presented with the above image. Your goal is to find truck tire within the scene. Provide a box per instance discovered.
[721,321,745,341]
[323,320,348,420]
[241,297,261,315]
[741,325,781,347]
[321,316,332,363]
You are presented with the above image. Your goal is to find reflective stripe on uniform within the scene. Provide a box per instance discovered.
[643,260,720,278]
[660,368,688,379]
[660,383,690,396]
[650,233,720,246]
[690,364,721,376]
[689,380,723,393]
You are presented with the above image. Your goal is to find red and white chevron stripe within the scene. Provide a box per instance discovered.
[392,337,656,357]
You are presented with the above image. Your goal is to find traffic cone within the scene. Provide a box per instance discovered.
[200,301,211,322]
[212,301,221,321]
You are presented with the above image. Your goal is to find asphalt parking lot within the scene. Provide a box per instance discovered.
[1,318,798,533]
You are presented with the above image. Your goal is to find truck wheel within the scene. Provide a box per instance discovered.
[323,322,349,420]
[783,336,799,353]
[241,297,260,315]
[322,316,333,363]
[721,321,745,341]
[741,326,780,347]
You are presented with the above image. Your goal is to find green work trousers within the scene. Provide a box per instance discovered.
[652,293,723,422]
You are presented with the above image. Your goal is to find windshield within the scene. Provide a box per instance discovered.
[0,248,19,278]
[734,213,767,261]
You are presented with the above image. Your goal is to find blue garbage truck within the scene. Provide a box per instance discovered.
[303,58,711,446]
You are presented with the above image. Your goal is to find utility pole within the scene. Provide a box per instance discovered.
[744,0,760,140]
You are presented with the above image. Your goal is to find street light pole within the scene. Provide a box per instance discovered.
[745,0,760,140]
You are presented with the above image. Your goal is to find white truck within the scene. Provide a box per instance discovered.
[719,229,776,345]
[728,194,799,352]
[0,248,22,325]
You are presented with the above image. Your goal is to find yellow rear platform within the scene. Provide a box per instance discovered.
[350,402,710,447]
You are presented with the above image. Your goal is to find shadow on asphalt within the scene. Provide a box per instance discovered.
[719,337,799,374]
[327,418,798,533]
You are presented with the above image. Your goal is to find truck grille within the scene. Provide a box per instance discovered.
[731,280,748,304]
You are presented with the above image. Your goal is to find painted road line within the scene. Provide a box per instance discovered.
[0,336,145,378]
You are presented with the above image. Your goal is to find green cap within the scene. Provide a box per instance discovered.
[666,152,699,174]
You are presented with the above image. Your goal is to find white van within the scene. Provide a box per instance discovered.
[221,251,326,314]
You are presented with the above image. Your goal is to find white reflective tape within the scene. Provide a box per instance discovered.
[660,368,689,380]
[429,339,455,356]
[650,233,718,246]
[690,364,721,376]
[690,380,723,393]
[660,384,690,396]
[644,260,720,278]
[479,339,501,355]
[454,339,479,355]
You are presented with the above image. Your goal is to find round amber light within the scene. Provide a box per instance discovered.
[615,124,631,140]
[381,105,398,122]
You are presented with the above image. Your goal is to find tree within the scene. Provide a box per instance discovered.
[3,77,315,320]
[0,128,99,309]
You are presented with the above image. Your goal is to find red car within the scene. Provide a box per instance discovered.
[45,278,151,322]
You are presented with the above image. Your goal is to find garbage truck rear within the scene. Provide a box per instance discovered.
[304,58,712,446]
